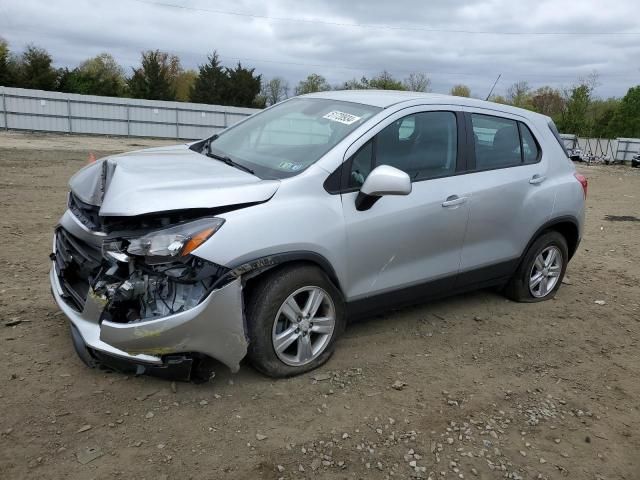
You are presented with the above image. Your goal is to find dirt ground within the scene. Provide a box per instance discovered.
[0,131,638,480]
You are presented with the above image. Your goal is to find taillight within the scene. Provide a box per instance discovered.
[574,173,588,198]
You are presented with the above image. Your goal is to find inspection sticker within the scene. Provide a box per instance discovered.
[279,161,304,171]
[323,111,361,125]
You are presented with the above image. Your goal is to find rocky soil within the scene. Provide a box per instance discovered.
[0,132,638,479]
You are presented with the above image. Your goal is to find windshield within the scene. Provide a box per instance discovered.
[207,98,381,179]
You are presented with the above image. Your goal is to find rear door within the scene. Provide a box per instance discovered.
[456,109,555,286]
[339,106,471,303]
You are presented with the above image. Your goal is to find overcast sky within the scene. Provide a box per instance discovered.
[1,0,639,98]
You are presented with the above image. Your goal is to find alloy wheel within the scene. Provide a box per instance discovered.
[271,286,336,367]
[529,246,563,298]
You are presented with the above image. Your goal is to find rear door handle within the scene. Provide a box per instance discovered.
[529,174,546,185]
[442,195,467,208]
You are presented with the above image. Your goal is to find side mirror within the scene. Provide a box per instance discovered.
[356,165,412,211]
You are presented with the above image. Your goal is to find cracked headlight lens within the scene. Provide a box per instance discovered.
[126,217,225,258]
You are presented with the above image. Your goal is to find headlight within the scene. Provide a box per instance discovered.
[125,217,225,258]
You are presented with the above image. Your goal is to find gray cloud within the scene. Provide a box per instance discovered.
[1,0,638,97]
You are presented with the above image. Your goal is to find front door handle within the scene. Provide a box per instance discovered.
[529,174,546,185]
[442,195,467,208]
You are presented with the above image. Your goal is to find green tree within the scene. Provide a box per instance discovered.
[403,72,431,92]
[56,67,77,92]
[17,45,58,90]
[557,84,592,136]
[173,69,198,102]
[261,77,289,106]
[190,52,227,105]
[368,70,405,90]
[225,63,262,107]
[588,98,620,138]
[57,53,126,97]
[608,86,640,138]
[128,50,176,100]
[0,38,17,86]
[295,73,331,95]
[450,84,471,97]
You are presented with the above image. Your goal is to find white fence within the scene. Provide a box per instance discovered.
[0,87,259,140]
[560,134,639,162]
[615,138,640,162]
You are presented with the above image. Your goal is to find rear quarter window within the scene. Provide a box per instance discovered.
[519,123,541,164]
[548,121,569,157]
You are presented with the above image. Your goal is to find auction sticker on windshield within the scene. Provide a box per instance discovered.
[323,111,361,125]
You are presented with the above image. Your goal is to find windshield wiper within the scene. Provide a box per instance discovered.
[206,151,255,175]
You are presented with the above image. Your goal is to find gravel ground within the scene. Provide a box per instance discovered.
[0,132,639,480]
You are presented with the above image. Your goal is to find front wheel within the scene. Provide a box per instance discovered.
[245,265,345,377]
[504,231,568,302]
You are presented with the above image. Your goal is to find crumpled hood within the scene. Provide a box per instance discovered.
[69,144,280,216]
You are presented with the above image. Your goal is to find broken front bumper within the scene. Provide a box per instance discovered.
[50,265,248,375]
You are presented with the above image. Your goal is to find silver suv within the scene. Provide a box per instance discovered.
[50,91,587,380]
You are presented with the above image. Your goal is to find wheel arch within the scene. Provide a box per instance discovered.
[226,251,344,297]
[524,216,581,260]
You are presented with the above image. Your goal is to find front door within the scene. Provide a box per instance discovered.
[340,108,471,304]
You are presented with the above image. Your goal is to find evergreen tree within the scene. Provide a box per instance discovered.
[190,52,227,105]
[128,50,176,100]
[18,45,58,90]
[225,63,262,107]
[0,38,16,86]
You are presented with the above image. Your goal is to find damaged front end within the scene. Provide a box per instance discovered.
[96,217,227,324]
[50,206,249,381]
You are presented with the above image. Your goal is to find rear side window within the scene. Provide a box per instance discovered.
[471,114,521,169]
[519,123,540,164]
[471,114,543,169]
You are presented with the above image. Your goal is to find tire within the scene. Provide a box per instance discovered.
[504,231,568,303]
[245,264,346,378]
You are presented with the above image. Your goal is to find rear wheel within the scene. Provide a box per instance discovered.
[504,231,568,302]
[245,264,345,377]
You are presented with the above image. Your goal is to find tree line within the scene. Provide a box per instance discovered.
[0,40,264,108]
[487,75,640,139]
[0,39,638,138]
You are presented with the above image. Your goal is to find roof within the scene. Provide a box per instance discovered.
[303,89,548,121]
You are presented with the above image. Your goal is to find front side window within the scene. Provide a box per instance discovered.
[348,141,374,189]
[209,98,381,179]
[377,111,457,181]
[348,111,458,187]
[472,114,521,169]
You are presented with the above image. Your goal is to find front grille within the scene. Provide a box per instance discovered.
[53,227,103,311]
